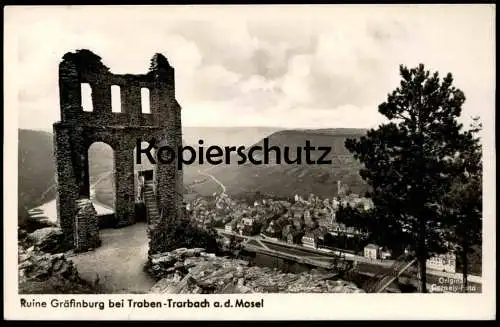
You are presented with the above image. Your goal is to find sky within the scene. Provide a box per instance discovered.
[6,5,496,130]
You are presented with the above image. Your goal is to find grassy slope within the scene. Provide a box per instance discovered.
[19,128,369,206]
[208,129,369,199]
[19,128,482,275]
[18,129,56,211]
[18,130,119,210]
[18,127,280,208]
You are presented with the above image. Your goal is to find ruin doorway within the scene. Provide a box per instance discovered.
[136,169,155,224]
[133,142,156,223]
[53,49,184,254]
[88,141,116,228]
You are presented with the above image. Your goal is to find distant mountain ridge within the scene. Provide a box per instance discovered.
[203,128,369,199]
[17,126,285,209]
[18,127,370,210]
[182,126,282,147]
[289,128,368,136]
[18,129,56,212]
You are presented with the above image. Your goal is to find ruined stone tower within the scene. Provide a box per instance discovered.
[53,49,183,253]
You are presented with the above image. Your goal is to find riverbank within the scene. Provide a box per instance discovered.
[19,218,480,294]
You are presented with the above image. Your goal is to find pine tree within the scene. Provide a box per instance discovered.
[345,64,468,292]
[442,117,482,291]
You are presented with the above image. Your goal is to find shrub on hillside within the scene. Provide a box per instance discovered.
[149,220,220,256]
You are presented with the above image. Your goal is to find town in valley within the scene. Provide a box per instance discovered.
[14,5,488,297]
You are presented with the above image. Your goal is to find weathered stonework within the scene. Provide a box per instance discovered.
[143,181,163,255]
[53,49,183,253]
[74,199,100,252]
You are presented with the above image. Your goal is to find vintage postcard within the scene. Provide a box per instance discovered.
[3,4,496,320]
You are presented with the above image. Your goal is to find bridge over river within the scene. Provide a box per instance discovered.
[25,170,481,293]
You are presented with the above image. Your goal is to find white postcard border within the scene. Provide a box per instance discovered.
[3,5,496,320]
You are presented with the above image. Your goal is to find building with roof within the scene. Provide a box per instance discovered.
[426,253,456,273]
[364,243,380,259]
[301,232,318,249]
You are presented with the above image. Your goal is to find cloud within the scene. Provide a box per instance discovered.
[9,5,495,130]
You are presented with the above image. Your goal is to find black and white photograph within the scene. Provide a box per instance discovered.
[4,4,496,320]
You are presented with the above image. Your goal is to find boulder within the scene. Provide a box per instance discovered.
[28,227,66,254]
[19,251,79,283]
[148,248,365,294]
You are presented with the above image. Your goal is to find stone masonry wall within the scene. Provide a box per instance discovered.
[143,181,163,255]
[74,198,100,252]
[53,126,79,245]
[54,49,183,253]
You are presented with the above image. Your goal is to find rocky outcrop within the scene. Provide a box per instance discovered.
[19,247,78,281]
[18,244,100,294]
[148,248,364,294]
[28,227,67,254]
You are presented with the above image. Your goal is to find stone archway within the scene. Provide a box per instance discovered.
[88,141,115,211]
[53,49,184,254]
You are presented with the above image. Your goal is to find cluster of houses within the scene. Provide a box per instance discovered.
[186,188,457,271]
[360,243,458,271]
[360,243,456,271]
[221,192,363,240]
[186,187,379,253]
[363,243,393,260]
[426,253,457,273]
